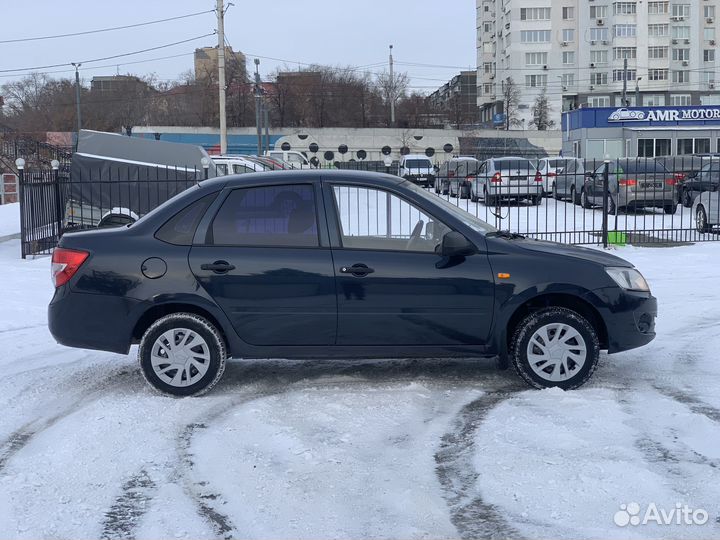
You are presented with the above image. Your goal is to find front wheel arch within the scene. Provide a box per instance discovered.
[504,293,608,353]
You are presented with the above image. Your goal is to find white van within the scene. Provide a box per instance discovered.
[399,154,435,187]
[265,150,310,169]
[211,156,266,176]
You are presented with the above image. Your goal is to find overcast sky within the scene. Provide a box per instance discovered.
[1,0,476,93]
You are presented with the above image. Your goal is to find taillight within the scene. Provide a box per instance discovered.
[619,179,637,187]
[466,175,476,181]
[534,171,544,183]
[51,248,89,288]
[674,173,685,182]
[491,172,502,183]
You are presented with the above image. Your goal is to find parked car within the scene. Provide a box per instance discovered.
[211,156,266,176]
[678,160,720,208]
[553,159,586,203]
[245,155,288,170]
[694,186,720,233]
[655,156,720,204]
[447,158,482,198]
[471,157,543,205]
[581,159,677,214]
[435,157,479,196]
[399,154,435,187]
[537,157,583,195]
[265,150,310,169]
[49,170,656,396]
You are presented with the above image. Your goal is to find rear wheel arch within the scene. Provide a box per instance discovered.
[132,302,230,351]
[504,293,608,352]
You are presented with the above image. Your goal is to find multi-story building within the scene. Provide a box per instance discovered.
[194,47,247,81]
[428,71,480,127]
[477,0,720,128]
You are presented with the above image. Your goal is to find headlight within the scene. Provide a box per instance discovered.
[605,267,650,292]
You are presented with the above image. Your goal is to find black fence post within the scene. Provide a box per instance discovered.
[52,160,63,241]
[602,159,609,249]
[16,160,26,259]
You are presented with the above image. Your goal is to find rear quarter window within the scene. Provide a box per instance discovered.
[155,192,219,245]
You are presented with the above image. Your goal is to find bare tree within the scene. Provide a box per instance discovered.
[376,70,409,127]
[531,88,555,130]
[502,77,521,130]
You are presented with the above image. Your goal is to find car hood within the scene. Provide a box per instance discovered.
[512,238,633,267]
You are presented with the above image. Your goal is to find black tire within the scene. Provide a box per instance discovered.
[511,307,600,390]
[138,313,227,397]
[470,189,479,203]
[663,203,676,215]
[696,205,710,233]
[571,186,581,206]
[552,183,561,201]
[531,195,542,206]
[484,188,496,207]
[581,189,592,209]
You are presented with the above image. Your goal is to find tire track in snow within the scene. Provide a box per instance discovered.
[435,387,525,540]
[100,470,156,540]
[653,385,720,424]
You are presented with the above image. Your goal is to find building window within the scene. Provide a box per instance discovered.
[672,49,690,61]
[589,96,611,107]
[672,26,691,39]
[644,94,666,106]
[562,7,575,20]
[696,139,711,154]
[590,5,608,18]
[649,69,669,81]
[704,28,716,41]
[562,51,575,65]
[484,62,493,74]
[525,52,548,66]
[638,139,671,158]
[648,24,669,37]
[561,74,575,87]
[525,75,548,87]
[521,30,551,43]
[590,72,609,85]
[702,71,715,84]
[590,28,610,41]
[614,2,637,15]
[648,2,669,15]
[591,50,609,64]
[614,24,637,38]
[613,70,636,82]
[648,46,669,59]
[672,70,690,83]
[614,47,637,60]
[704,50,716,62]
[484,22,493,32]
[705,6,716,18]
[677,139,694,155]
[562,29,575,42]
[670,94,692,106]
[671,4,690,18]
[520,7,551,20]
[483,83,494,94]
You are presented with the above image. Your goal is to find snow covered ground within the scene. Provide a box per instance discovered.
[1,221,720,538]
[0,203,19,238]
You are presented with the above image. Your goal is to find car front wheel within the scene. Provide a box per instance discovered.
[511,307,600,390]
[696,205,710,233]
[138,313,227,396]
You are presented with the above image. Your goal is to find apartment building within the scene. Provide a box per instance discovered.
[477,0,720,128]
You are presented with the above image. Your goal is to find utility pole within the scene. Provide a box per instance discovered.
[263,104,270,154]
[389,44,395,127]
[217,0,228,155]
[71,63,82,144]
[622,57,628,106]
[635,76,642,106]
[254,58,262,155]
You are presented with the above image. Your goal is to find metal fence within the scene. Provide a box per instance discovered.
[16,154,720,258]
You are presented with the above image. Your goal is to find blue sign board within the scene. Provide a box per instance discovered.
[493,113,506,126]
[564,106,720,132]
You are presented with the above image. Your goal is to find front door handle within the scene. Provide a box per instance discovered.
[340,264,375,277]
[200,260,236,274]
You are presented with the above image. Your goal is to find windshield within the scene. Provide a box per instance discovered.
[403,182,498,234]
[405,159,432,168]
[494,159,536,172]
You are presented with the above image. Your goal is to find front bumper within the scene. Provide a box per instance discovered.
[584,287,657,353]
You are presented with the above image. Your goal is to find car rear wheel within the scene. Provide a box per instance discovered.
[581,189,592,209]
[663,203,676,215]
[552,183,560,200]
[530,195,542,206]
[511,307,600,390]
[138,313,227,397]
[571,186,581,206]
[696,205,710,233]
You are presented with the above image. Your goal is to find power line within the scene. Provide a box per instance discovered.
[0,33,215,74]
[0,10,214,44]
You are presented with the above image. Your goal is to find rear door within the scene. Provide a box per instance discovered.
[189,181,336,346]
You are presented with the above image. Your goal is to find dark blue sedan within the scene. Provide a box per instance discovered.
[48,170,656,396]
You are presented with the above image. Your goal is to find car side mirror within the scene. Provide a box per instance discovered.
[439,231,477,257]
[585,172,596,179]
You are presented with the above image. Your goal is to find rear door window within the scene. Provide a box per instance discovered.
[210,184,319,247]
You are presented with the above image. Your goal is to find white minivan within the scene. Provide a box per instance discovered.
[399,154,435,187]
[265,150,311,169]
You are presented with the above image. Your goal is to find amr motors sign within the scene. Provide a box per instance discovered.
[608,107,720,123]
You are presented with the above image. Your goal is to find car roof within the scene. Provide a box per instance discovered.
[489,156,533,161]
[208,169,405,189]
[402,154,431,160]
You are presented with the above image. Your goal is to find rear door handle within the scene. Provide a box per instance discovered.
[200,261,236,274]
[340,264,375,277]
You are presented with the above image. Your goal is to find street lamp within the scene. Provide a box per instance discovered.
[200,157,210,180]
[15,158,25,170]
[71,63,82,145]
[51,160,60,170]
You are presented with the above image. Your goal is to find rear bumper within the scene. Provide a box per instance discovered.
[584,287,657,353]
[486,183,543,198]
[48,287,139,355]
[405,174,435,186]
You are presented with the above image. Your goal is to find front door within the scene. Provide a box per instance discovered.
[326,183,495,347]
[189,183,336,346]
